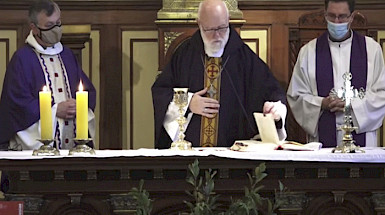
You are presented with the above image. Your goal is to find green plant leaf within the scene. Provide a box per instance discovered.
[129,161,286,215]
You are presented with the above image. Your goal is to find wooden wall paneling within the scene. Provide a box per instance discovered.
[270,23,290,87]
[99,25,122,149]
[240,8,319,89]
[287,27,307,143]
[61,25,91,66]
[240,26,270,65]
[82,30,101,149]
[0,28,18,99]
[122,30,158,150]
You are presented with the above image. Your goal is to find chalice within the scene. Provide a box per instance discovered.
[170,88,192,150]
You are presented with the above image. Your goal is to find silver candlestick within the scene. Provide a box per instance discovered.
[330,72,365,153]
[170,88,192,150]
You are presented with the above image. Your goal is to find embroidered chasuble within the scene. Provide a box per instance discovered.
[36,52,76,149]
[200,57,221,147]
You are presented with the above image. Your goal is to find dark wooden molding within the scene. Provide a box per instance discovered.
[239,0,385,10]
[99,25,122,149]
[0,25,28,50]
[239,0,322,10]
[61,32,90,68]
[243,38,260,58]
[368,29,378,41]
[0,39,10,68]
[0,0,162,10]
[298,10,367,28]
[1,0,384,11]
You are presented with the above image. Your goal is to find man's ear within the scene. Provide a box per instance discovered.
[30,22,39,35]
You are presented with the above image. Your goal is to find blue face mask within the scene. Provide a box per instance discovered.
[327,20,350,40]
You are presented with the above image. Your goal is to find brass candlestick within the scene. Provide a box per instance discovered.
[33,139,60,156]
[330,72,365,153]
[170,88,192,150]
[69,139,95,155]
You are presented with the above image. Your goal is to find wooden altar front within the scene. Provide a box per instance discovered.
[0,150,385,215]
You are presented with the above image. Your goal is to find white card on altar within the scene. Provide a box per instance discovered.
[253,113,280,144]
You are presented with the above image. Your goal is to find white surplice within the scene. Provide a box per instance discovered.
[287,32,385,147]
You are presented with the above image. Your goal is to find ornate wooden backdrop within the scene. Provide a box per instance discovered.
[0,0,385,149]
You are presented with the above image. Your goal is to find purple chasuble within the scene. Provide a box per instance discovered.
[316,31,367,147]
[0,44,96,145]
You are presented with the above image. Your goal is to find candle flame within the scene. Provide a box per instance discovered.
[42,85,48,92]
[79,81,84,92]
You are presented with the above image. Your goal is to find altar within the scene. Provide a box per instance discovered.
[0,148,385,215]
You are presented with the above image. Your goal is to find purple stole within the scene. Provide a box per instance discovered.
[316,31,367,147]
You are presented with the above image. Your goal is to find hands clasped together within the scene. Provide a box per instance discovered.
[321,96,345,112]
[56,99,76,119]
[188,88,282,121]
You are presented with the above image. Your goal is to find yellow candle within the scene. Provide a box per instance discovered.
[39,86,52,140]
[76,81,88,139]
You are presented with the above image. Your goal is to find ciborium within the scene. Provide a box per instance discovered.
[170,88,192,150]
[33,139,60,156]
[330,72,365,153]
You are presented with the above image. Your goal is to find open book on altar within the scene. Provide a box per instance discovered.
[230,113,322,152]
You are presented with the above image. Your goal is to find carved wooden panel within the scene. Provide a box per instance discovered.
[1,0,385,149]
[2,156,385,215]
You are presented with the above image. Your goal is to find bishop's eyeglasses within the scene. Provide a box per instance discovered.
[202,25,229,34]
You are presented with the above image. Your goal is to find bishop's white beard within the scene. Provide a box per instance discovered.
[200,27,230,57]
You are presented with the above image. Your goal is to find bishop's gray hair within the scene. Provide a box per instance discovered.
[28,0,60,24]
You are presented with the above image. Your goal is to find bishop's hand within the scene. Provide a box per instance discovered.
[263,101,281,121]
[189,88,220,118]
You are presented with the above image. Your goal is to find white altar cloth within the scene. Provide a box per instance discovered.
[0,147,384,163]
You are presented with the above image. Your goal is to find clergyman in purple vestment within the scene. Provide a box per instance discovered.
[0,0,96,151]
[287,0,385,147]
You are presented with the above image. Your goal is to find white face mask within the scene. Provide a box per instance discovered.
[327,20,350,40]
